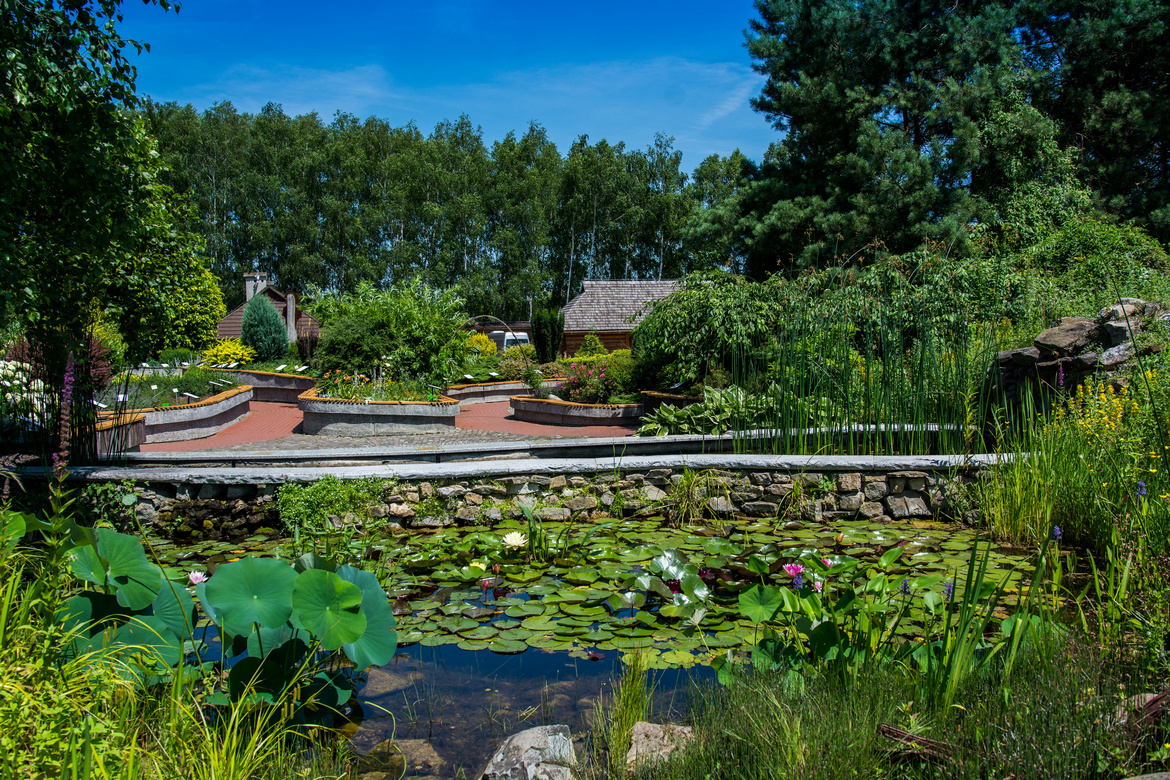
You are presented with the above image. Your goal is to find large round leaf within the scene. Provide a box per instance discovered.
[738,585,783,623]
[204,557,298,636]
[56,592,125,636]
[148,581,197,641]
[114,615,182,667]
[290,569,366,651]
[98,529,165,610]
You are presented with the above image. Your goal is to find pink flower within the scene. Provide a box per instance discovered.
[822,558,831,568]
[782,563,804,578]
[188,571,209,585]
[813,581,824,593]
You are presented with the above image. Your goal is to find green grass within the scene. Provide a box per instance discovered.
[655,638,1156,780]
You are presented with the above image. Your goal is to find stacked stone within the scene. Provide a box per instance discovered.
[994,297,1165,399]
[130,466,975,537]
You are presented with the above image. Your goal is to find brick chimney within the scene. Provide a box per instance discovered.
[244,271,269,302]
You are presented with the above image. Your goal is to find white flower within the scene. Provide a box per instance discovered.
[502,531,528,549]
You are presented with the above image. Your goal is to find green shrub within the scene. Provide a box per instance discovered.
[306,278,469,381]
[533,307,565,363]
[499,344,538,380]
[159,347,196,366]
[313,315,394,377]
[241,295,289,362]
[559,350,635,394]
[575,333,607,357]
[278,476,387,534]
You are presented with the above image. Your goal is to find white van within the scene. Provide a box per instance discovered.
[488,331,531,352]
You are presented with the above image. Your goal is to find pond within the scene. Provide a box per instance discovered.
[351,642,706,778]
[148,512,1037,776]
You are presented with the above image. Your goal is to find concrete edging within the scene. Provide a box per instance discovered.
[141,386,253,443]
[211,368,315,403]
[63,452,1001,486]
[511,395,642,426]
[445,379,562,405]
[297,387,460,436]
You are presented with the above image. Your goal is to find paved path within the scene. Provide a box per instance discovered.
[140,400,636,453]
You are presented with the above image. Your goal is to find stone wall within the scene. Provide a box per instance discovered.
[129,464,977,541]
[994,297,1166,400]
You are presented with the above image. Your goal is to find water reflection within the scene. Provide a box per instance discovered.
[352,643,712,779]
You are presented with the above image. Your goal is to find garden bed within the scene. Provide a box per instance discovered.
[640,389,704,414]
[298,386,460,436]
[446,379,562,405]
[510,395,642,426]
[136,385,253,443]
[94,412,145,453]
[210,367,316,403]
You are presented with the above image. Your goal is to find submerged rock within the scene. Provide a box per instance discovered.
[480,724,577,780]
[625,722,694,773]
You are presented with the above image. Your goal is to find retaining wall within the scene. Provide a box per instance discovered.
[445,379,561,405]
[57,453,991,539]
[211,368,315,403]
[510,396,642,426]
[139,386,253,443]
[298,387,459,436]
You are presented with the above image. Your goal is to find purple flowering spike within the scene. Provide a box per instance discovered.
[792,573,803,591]
[900,578,910,596]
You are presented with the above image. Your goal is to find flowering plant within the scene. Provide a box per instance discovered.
[557,361,617,404]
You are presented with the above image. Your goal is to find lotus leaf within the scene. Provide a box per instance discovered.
[204,557,298,636]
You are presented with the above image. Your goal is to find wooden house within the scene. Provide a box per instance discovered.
[216,272,321,342]
[559,279,679,355]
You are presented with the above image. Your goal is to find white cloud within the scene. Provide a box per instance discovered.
[169,56,776,165]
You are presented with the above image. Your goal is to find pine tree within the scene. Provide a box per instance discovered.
[241,295,288,362]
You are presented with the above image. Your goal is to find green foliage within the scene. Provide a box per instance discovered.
[633,273,783,388]
[309,278,469,382]
[277,477,388,538]
[1020,219,1170,320]
[241,295,289,363]
[498,344,538,380]
[313,316,392,378]
[58,527,397,710]
[574,333,608,357]
[160,347,196,366]
[532,307,564,362]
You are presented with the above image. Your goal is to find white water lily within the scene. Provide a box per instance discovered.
[502,531,528,549]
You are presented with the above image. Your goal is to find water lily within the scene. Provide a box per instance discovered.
[813,580,824,594]
[502,531,527,549]
[782,563,804,578]
[188,571,208,585]
[469,561,487,571]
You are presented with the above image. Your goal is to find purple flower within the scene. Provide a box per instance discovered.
[1137,481,1147,497]
[1052,526,1062,542]
[944,580,955,601]
[900,578,910,596]
[792,573,804,590]
[1056,362,1065,388]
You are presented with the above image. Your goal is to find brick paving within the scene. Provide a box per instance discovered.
[140,400,637,453]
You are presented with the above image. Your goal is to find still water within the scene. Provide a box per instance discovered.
[351,643,712,779]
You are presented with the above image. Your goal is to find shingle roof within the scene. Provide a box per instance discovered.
[561,280,680,333]
[216,286,321,340]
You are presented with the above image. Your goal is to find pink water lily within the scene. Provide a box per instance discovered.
[188,571,208,585]
[813,580,824,594]
[782,563,804,578]
[822,558,832,568]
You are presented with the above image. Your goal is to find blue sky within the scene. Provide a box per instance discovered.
[118,0,779,171]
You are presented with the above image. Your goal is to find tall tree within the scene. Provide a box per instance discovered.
[743,0,1022,273]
